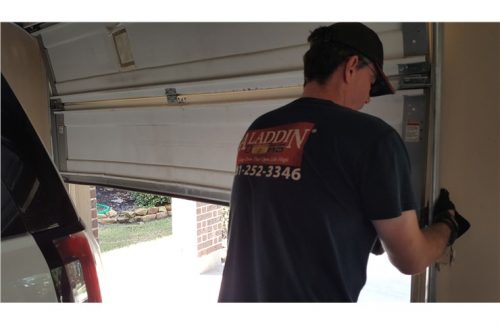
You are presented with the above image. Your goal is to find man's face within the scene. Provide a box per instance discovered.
[345,62,377,111]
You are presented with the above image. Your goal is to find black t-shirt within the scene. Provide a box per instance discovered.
[218,97,417,302]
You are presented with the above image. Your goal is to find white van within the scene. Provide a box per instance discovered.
[1,75,105,302]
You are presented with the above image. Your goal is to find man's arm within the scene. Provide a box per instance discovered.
[372,210,452,275]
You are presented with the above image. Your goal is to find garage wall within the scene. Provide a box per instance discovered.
[1,23,51,152]
[436,23,500,302]
[1,23,96,236]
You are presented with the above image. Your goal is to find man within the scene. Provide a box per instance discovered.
[218,23,470,302]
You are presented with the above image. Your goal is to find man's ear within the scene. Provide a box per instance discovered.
[344,55,360,83]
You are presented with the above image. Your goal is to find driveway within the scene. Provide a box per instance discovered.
[99,235,410,303]
[99,236,224,303]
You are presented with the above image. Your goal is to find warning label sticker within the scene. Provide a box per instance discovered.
[405,122,421,142]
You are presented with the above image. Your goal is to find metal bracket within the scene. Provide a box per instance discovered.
[165,88,178,104]
[52,113,68,172]
[165,88,187,104]
[50,98,64,111]
[403,95,428,217]
[402,23,429,57]
[111,26,136,70]
[399,62,430,75]
[36,35,59,97]
[398,62,431,89]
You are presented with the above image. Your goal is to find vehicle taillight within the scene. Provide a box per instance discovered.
[53,231,102,302]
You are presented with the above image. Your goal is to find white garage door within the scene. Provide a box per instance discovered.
[37,22,431,204]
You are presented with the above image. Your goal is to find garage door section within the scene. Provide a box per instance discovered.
[38,23,430,204]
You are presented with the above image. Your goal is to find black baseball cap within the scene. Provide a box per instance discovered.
[321,23,395,97]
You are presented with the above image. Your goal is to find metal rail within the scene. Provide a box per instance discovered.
[426,22,444,303]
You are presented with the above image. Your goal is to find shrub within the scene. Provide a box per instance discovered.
[130,191,171,207]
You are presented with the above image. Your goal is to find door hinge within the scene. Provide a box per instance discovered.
[398,62,431,89]
[165,88,186,104]
[50,98,64,111]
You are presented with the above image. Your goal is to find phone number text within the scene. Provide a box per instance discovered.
[236,164,301,181]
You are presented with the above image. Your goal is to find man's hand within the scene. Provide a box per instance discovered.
[432,188,471,246]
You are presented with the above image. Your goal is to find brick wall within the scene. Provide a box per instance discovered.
[90,186,98,240]
[68,184,99,241]
[196,202,224,257]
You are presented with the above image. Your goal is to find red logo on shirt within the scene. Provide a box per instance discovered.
[237,122,315,167]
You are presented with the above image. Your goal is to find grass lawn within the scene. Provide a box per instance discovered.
[98,217,172,252]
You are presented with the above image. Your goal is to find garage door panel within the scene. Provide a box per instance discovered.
[65,160,234,188]
[125,23,316,69]
[126,23,403,69]
[62,167,233,204]
[53,45,307,95]
[58,98,291,200]
[45,23,430,203]
[56,87,424,203]
[43,23,120,82]
[66,124,240,171]
[41,23,406,95]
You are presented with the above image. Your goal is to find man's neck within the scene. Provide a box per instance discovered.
[302,80,345,106]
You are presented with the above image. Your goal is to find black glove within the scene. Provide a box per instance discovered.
[432,188,471,246]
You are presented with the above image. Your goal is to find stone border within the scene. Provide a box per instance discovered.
[98,205,172,224]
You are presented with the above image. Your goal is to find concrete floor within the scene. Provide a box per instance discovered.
[99,236,410,303]
[359,253,412,302]
[100,236,224,304]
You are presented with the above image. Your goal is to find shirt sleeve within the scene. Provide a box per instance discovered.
[359,129,417,220]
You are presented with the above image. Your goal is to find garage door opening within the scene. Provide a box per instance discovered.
[70,184,411,302]
[88,185,227,303]
[359,254,412,302]
[96,186,173,252]
[69,184,411,303]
